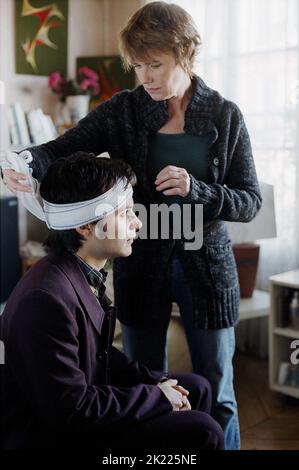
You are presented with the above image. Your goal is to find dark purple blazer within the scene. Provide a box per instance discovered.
[0,253,172,449]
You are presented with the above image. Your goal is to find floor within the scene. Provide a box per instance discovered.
[235,352,299,450]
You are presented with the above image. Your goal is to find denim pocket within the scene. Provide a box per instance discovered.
[204,240,239,290]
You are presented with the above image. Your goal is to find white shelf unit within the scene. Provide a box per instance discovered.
[239,289,270,321]
[269,269,299,399]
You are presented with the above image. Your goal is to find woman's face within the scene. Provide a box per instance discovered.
[132,51,189,101]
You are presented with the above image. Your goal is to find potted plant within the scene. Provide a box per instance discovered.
[48,68,100,123]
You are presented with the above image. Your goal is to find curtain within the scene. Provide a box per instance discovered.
[159,0,299,290]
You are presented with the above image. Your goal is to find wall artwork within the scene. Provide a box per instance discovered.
[15,0,68,76]
[76,56,136,109]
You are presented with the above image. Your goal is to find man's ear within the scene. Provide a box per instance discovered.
[75,224,93,238]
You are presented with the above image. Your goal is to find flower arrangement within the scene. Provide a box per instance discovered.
[48,67,100,101]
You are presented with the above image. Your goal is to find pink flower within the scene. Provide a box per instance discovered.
[78,66,99,81]
[48,71,62,90]
[80,78,100,96]
[48,71,67,98]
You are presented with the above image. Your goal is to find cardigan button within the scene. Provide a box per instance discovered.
[213,157,220,166]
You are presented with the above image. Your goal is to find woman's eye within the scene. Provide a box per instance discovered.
[151,64,161,69]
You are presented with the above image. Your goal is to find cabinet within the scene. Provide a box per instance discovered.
[269,270,299,398]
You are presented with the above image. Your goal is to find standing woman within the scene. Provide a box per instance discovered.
[1,2,262,450]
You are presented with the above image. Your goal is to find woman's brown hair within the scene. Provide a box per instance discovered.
[119,1,202,77]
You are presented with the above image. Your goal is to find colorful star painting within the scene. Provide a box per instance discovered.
[15,0,68,76]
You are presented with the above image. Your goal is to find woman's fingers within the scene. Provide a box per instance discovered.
[2,169,32,193]
[155,178,182,192]
[155,166,190,197]
[3,169,27,180]
[12,183,32,193]
[155,168,181,186]
[162,187,184,196]
[8,179,32,192]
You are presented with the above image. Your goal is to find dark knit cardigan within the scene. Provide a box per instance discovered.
[27,75,262,329]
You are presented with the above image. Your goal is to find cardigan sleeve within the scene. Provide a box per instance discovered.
[26,96,117,182]
[185,109,262,223]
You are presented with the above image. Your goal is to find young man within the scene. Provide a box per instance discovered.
[0,152,223,451]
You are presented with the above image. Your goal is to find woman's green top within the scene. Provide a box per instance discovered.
[147,132,213,205]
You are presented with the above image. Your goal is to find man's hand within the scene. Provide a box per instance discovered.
[172,383,191,411]
[155,165,190,197]
[157,379,191,411]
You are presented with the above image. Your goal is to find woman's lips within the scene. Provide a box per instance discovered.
[146,87,160,93]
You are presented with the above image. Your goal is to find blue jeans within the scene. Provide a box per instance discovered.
[121,255,241,450]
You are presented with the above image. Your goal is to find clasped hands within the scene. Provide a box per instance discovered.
[157,379,191,412]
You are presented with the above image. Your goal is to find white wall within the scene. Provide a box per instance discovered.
[102,0,142,54]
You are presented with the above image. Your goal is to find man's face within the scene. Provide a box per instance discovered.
[87,197,142,260]
[132,51,187,101]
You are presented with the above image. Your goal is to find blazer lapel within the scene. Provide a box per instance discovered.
[48,253,106,334]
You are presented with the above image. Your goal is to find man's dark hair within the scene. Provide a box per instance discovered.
[40,151,136,256]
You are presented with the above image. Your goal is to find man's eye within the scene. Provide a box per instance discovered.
[151,64,161,68]
[133,64,141,69]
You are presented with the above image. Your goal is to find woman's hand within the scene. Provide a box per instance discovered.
[1,169,33,194]
[155,165,190,197]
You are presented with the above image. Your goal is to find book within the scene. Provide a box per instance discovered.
[27,109,57,144]
[12,103,31,146]
[27,109,46,144]
[7,105,20,146]
[36,109,57,142]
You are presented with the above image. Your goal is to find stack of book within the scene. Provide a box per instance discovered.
[7,103,58,147]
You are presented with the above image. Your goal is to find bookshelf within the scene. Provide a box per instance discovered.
[269,270,299,398]
[1,100,59,245]
[6,103,58,149]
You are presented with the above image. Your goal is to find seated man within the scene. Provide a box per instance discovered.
[0,152,223,451]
